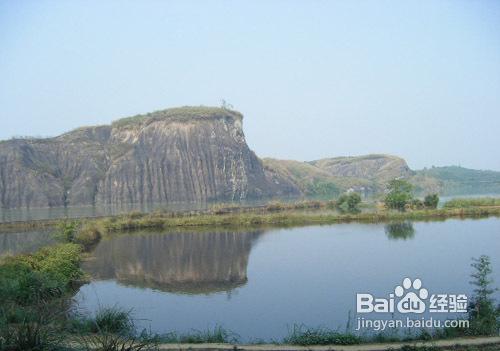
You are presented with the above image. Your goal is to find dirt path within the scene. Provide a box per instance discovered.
[157,336,500,351]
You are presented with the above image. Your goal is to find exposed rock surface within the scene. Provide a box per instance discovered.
[310,154,413,181]
[0,107,297,208]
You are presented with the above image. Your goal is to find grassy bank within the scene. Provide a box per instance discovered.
[0,243,84,349]
[443,197,500,209]
[77,205,500,237]
[3,198,500,235]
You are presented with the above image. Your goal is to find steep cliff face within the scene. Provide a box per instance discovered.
[0,126,111,208]
[0,107,297,208]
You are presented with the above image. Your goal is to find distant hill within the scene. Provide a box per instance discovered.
[264,158,500,198]
[263,154,412,197]
[412,166,500,196]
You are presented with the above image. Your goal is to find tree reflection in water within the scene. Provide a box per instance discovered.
[384,221,415,240]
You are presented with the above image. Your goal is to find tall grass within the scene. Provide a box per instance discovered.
[443,197,500,209]
[0,243,83,350]
[283,325,361,345]
[72,306,159,351]
[71,307,134,335]
[159,326,239,344]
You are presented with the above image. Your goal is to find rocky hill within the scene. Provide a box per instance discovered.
[263,154,413,196]
[411,166,500,195]
[264,157,500,197]
[0,107,298,208]
[1,106,497,209]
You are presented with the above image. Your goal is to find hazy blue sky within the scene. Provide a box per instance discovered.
[1,0,499,170]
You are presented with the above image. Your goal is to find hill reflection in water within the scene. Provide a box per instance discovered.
[83,229,264,294]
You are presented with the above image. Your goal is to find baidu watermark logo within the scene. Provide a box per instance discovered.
[355,277,469,331]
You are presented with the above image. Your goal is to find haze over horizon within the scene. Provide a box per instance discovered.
[1,1,499,171]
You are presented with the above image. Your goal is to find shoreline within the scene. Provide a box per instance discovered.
[154,336,500,350]
[1,203,500,234]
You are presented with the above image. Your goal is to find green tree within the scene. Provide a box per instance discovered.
[384,179,414,211]
[337,192,362,212]
[468,255,499,335]
[346,192,361,211]
[423,193,439,209]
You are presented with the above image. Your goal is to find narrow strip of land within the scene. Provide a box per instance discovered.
[157,336,500,351]
[1,203,500,234]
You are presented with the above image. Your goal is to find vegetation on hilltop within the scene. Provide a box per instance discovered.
[111,106,243,128]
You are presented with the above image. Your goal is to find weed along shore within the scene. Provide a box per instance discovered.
[2,198,500,235]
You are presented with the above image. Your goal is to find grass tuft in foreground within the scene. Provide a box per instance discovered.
[159,325,239,344]
[282,325,361,345]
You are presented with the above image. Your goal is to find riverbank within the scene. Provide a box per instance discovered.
[156,336,500,351]
[2,201,500,234]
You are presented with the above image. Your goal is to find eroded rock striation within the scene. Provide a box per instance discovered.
[0,107,297,208]
[310,154,413,181]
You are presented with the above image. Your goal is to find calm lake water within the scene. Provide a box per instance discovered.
[0,203,209,223]
[73,218,500,341]
[0,230,54,256]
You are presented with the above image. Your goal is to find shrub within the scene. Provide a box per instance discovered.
[1,243,83,296]
[74,223,102,249]
[337,192,362,212]
[265,201,287,212]
[293,200,322,209]
[410,199,424,210]
[283,325,361,345]
[0,243,83,351]
[384,179,414,211]
[29,244,83,286]
[467,255,499,335]
[0,263,64,306]
[54,220,79,242]
[423,194,439,209]
[127,211,144,219]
